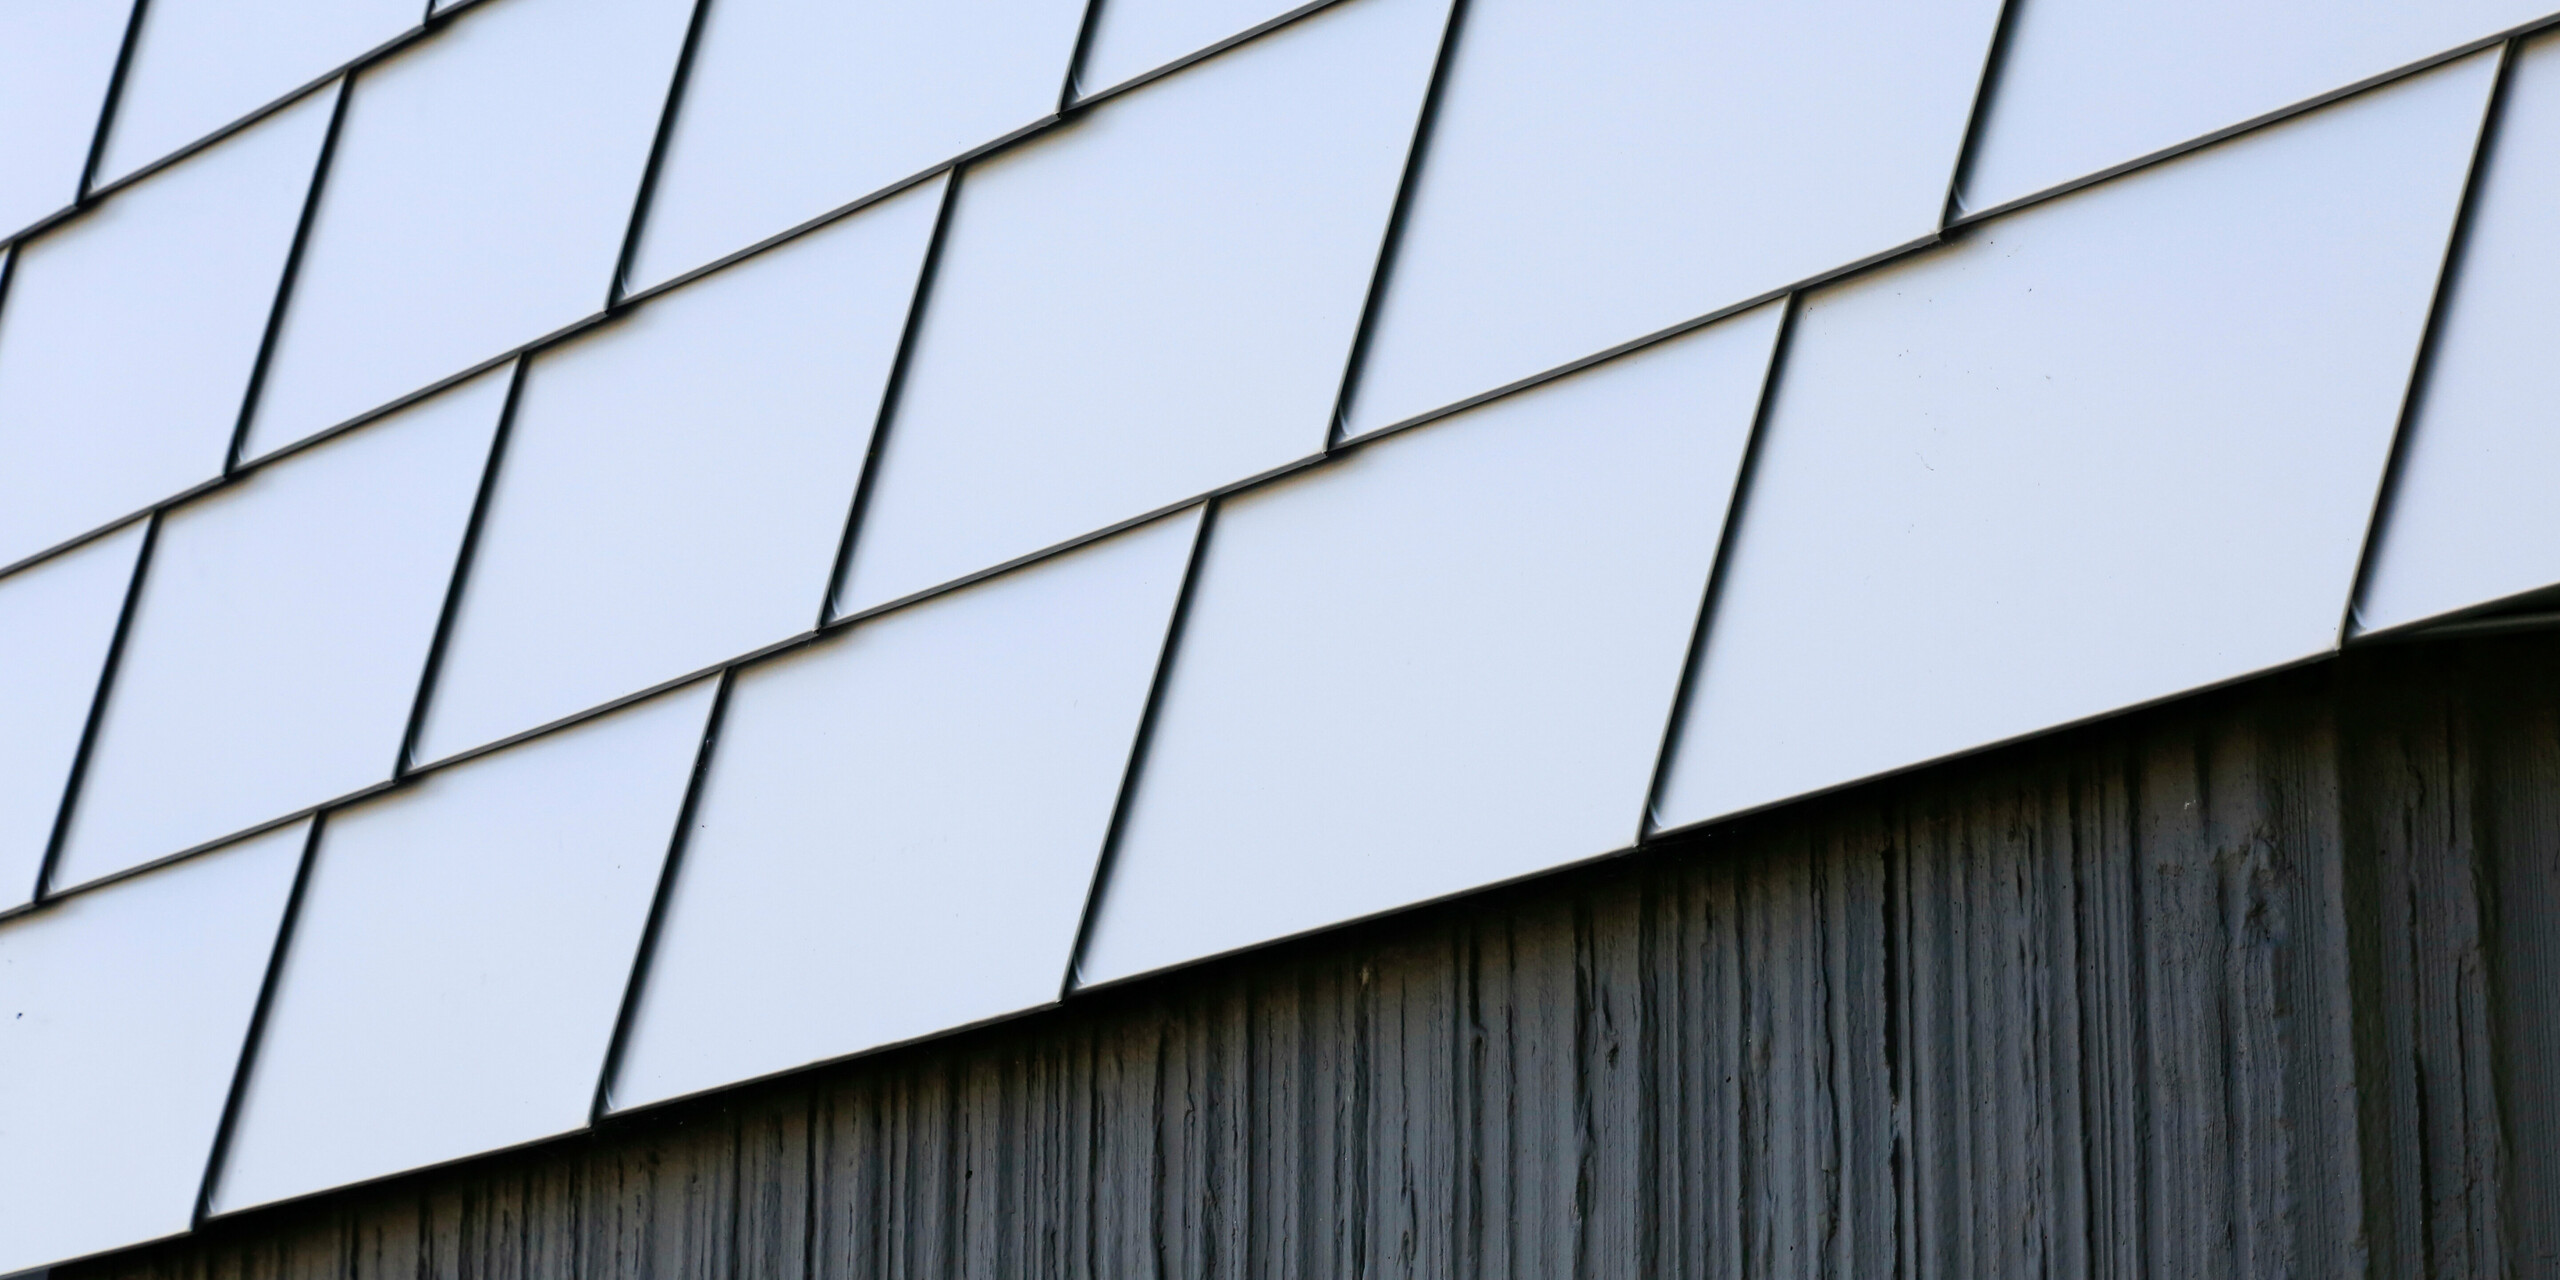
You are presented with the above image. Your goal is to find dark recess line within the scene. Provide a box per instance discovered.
[190,812,329,1227]
[1057,499,1219,999]
[1058,0,1110,113]
[821,447,1319,633]
[614,121,1038,310]
[817,167,965,629]
[2376,608,2560,643]
[30,512,162,903]
[1067,0,1356,110]
[1322,0,1470,451]
[74,0,154,202]
[1635,293,1803,845]
[2337,37,2520,645]
[590,668,738,1125]
[81,37,408,206]
[392,357,531,777]
[0,236,21,348]
[1336,233,1919,452]
[606,0,717,309]
[1938,0,2027,225]
[225,72,356,474]
[1945,17,2558,229]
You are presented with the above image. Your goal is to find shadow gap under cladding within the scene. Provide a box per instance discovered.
[7,0,2560,1273]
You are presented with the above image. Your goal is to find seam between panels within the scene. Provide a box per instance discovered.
[820,450,1325,632]
[1057,497,1219,1000]
[74,0,153,202]
[606,0,717,309]
[1066,0,1358,109]
[2337,37,2521,647]
[1339,231,1933,453]
[2,13,446,256]
[1322,0,1472,452]
[0,239,19,358]
[237,311,618,475]
[2365,608,2560,644]
[83,36,414,205]
[0,473,234,586]
[817,167,965,629]
[35,787,395,909]
[1945,13,2560,229]
[1645,652,2353,847]
[29,512,162,904]
[190,812,327,1228]
[225,72,354,475]
[1939,0,2029,226]
[589,668,736,1124]
[391,358,530,778]
[1635,293,1801,847]
[1058,0,1111,113]
[615,118,1052,310]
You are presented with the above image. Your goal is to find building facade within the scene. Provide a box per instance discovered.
[4,0,2560,1275]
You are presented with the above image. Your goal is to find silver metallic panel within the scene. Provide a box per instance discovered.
[0,87,336,569]
[1078,303,1784,987]
[1656,54,2498,832]
[49,371,508,891]
[0,523,147,910]
[612,510,1199,1110]
[626,0,1082,293]
[1345,0,2001,437]
[412,179,943,765]
[0,821,305,1276]
[0,0,133,236]
[834,0,1450,616]
[212,682,715,1214]
[240,0,696,460]
[95,0,415,186]
[2358,33,2560,634]
[1075,0,1308,94]
[1960,0,2546,213]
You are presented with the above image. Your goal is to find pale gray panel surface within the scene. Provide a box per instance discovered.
[240,0,695,460]
[836,0,1448,616]
[614,512,1198,1109]
[1078,303,1783,987]
[2358,33,2560,633]
[0,821,305,1276]
[0,0,132,237]
[413,181,943,765]
[0,523,146,909]
[1656,55,2497,832]
[626,0,1082,292]
[1344,0,2000,437]
[213,682,715,1214]
[95,0,414,186]
[1074,0,1309,93]
[49,371,507,892]
[1961,0,2545,213]
[0,88,336,569]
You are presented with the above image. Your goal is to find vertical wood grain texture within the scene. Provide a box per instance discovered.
[65,636,2560,1280]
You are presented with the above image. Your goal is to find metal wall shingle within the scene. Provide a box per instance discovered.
[1655,51,2501,832]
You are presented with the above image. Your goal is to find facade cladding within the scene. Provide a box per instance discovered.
[3,0,2560,1275]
